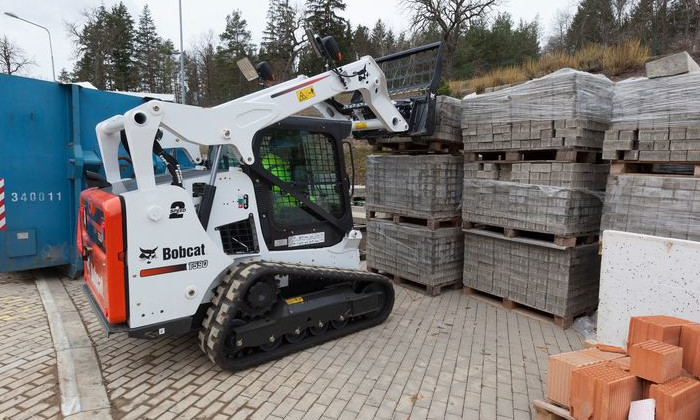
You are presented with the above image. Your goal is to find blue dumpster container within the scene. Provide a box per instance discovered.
[0,74,194,276]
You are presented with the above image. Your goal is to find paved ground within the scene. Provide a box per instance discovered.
[1,270,585,419]
[0,272,61,419]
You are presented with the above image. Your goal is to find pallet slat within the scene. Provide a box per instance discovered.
[610,160,700,177]
[368,267,461,296]
[367,211,461,230]
[370,138,462,155]
[462,222,599,249]
[463,287,581,329]
[465,147,601,164]
[533,400,575,420]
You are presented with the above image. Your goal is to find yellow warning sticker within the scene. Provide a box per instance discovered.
[296,86,316,102]
[285,296,304,305]
[354,121,368,130]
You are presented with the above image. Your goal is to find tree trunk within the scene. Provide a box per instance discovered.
[443,32,457,80]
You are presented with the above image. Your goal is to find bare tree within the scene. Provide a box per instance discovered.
[0,35,33,75]
[401,0,499,78]
[612,0,630,25]
[545,8,573,53]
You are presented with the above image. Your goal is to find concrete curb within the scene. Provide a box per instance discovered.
[35,271,112,419]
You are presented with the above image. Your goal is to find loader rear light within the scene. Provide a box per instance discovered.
[79,188,127,324]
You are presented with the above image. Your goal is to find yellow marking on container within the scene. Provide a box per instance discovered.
[354,121,368,130]
[296,86,315,102]
[285,296,304,305]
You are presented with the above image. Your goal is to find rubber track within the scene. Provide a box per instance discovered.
[199,261,395,371]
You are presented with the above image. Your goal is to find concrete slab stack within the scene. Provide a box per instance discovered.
[367,219,464,295]
[603,72,700,162]
[601,72,700,241]
[462,69,613,151]
[365,155,463,219]
[460,69,614,324]
[371,95,463,152]
[365,101,465,295]
[463,232,600,318]
[462,162,608,236]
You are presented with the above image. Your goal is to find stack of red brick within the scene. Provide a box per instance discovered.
[546,315,700,419]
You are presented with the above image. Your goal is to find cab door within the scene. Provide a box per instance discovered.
[244,117,353,251]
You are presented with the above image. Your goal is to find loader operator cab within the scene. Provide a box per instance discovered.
[249,119,353,250]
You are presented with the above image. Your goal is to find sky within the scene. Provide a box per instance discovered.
[1,0,574,81]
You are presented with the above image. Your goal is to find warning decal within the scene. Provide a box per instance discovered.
[288,232,325,247]
[296,86,316,102]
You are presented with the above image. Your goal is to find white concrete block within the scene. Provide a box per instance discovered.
[597,230,700,348]
[646,51,700,79]
[628,399,655,420]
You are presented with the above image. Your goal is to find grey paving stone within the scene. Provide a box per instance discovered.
[366,154,463,219]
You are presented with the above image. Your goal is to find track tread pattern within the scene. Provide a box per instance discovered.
[199,261,394,370]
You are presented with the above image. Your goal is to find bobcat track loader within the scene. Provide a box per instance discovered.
[78,32,443,370]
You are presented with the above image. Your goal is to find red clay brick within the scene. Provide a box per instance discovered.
[649,376,700,420]
[547,350,605,408]
[570,363,641,420]
[630,340,683,384]
[585,348,626,362]
[679,324,700,378]
[628,316,694,348]
[609,357,631,372]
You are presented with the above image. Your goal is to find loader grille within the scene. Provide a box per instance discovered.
[377,41,443,98]
[217,215,259,255]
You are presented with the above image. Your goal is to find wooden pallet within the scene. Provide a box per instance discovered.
[368,267,461,296]
[464,147,600,164]
[367,211,461,230]
[371,139,462,155]
[610,160,700,177]
[532,400,574,420]
[462,222,599,248]
[463,287,593,329]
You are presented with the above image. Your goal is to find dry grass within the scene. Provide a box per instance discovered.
[602,39,650,75]
[467,66,528,94]
[453,40,651,95]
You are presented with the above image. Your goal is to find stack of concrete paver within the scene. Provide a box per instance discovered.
[460,69,613,323]
[365,155,463,218]
[601,69,700,241]
[431,95,463,143]
[602,176,700,241]
[365,127,464,295]
[462,69,613,151]
[373,95,463,150]
[463,162,608,236]
[603,72,700,162]
[463,232,600,318]
[367,219,463,294]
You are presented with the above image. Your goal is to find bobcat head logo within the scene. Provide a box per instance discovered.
[139,247,158,264]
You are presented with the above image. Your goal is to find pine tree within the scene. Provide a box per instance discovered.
[57,68,73,83]
[220,10,254,58]
[369,19,395,57]
[299,0,350,74]
[156,39,178,94]
[134,5,162,92]
[566,0,617,49]
[260,0,302,80]
[349,25,372,59]
[216,10,255,101]
[70,5,111,89]
[106,2,136,91]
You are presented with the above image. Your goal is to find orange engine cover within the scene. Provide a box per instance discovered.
[78,188,126,324]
